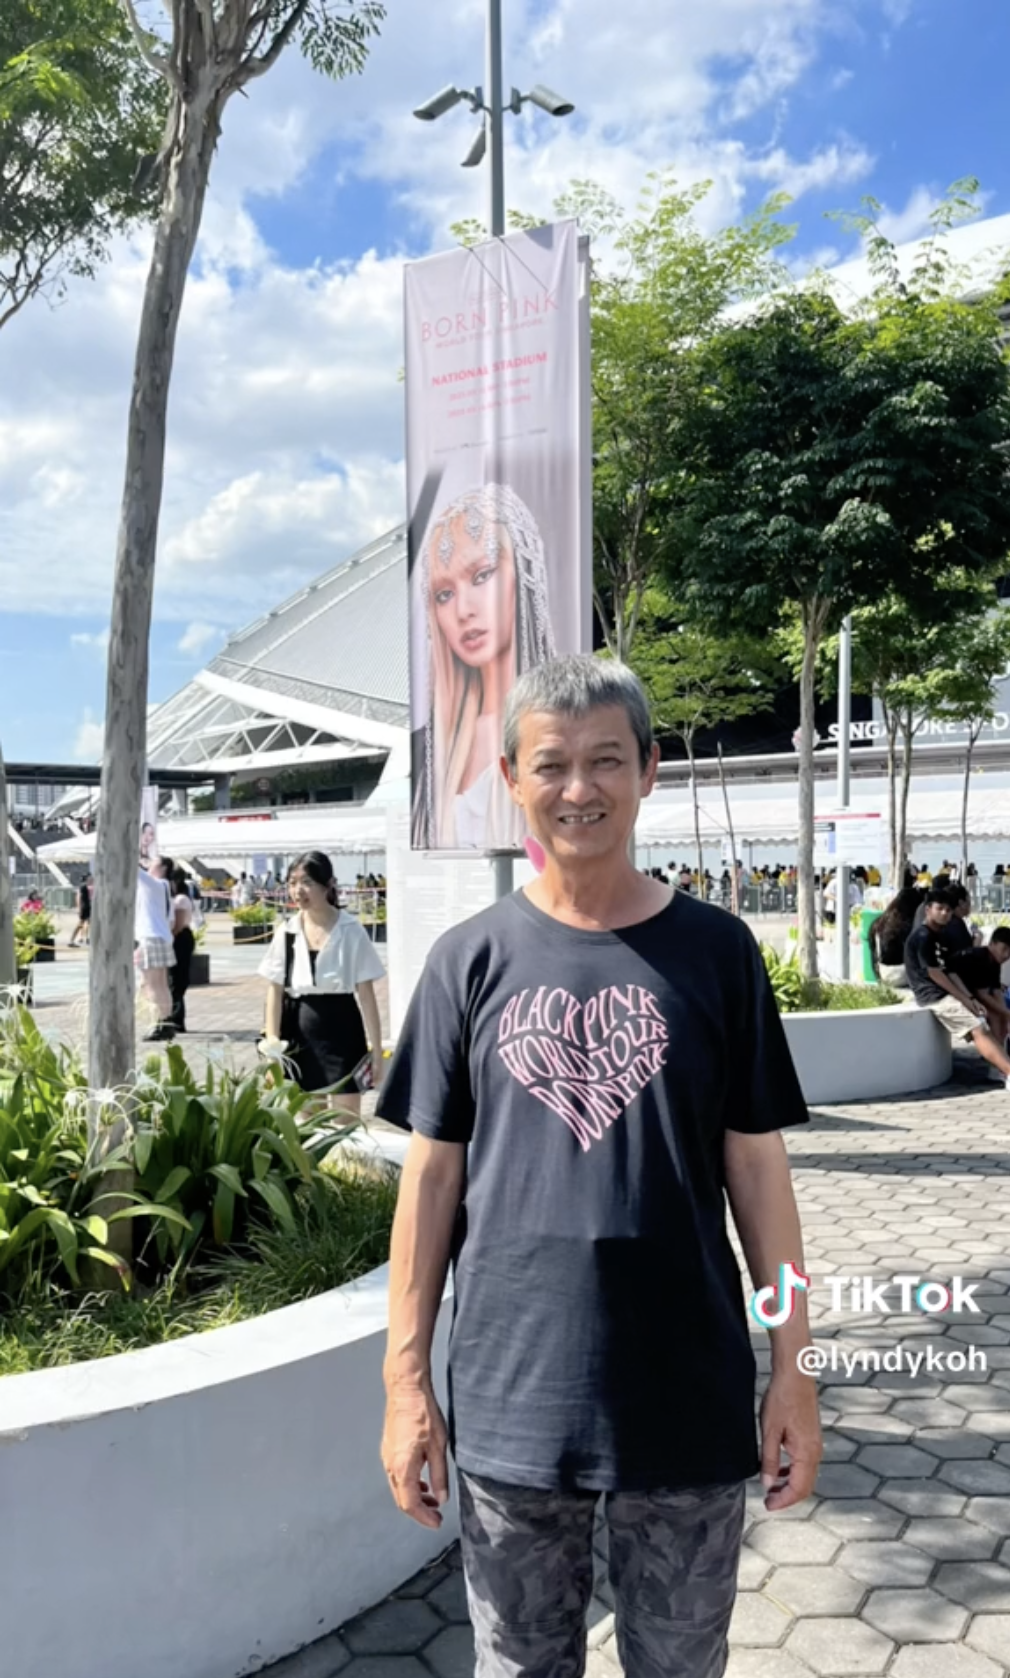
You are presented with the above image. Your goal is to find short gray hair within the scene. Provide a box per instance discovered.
[503,655,654,772]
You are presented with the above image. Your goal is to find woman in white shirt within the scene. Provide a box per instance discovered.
[135,858,176,1041]
[259,850,385,1114]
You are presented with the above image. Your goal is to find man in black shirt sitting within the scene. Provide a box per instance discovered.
[905,892,1010,1085]
[949,926,1010,1052]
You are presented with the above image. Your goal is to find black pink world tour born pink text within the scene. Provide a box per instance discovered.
[496,984,670,1153]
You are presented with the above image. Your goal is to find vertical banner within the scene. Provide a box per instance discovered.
[139,786,159,869]
[405,220,592,852]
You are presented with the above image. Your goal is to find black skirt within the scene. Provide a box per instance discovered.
[292,992,368,1093]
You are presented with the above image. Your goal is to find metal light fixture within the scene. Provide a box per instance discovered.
[412,86,467,122]
[412,6,574,214]
[524,83,575,117]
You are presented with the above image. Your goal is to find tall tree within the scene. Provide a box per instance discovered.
[89,0,384,1096]
[561,177,794,660]
[629,588,781,896]
[667,193,1010,977]
[894,602,1010,882]
[0,0,164,330]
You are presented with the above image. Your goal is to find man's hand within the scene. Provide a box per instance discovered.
[382,1378,450,1529]
[760,1369,823,1512]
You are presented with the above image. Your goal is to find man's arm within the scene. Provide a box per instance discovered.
[724,1129,823,1512]
[382,1133,466,1529]
[926,965,983,1011]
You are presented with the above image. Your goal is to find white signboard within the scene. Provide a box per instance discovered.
[815,809,887,868]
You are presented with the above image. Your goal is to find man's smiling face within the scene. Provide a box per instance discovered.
[503,703,659,866]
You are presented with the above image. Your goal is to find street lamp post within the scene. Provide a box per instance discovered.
[413,1,574,899]
[836,615,853,980]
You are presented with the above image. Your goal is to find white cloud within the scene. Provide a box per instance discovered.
[177,622,223,658]
[70,629,110,655]
[0,0,928,645]
[73,710,105,762]
[874,184,937,246]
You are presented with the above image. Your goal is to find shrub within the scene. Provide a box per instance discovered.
[14,909,56,948]
[759,945,813,1013]
[0,1159,398,1373]
[820,981,903,1011]
[230,903,276,927]
[122,1045,358,1276]
[0,1008,122,1295]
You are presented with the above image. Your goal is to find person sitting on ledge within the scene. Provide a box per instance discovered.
[949,926,1010,1054]
[905,891,1010,1086]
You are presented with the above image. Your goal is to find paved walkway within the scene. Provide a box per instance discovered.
[22,924,1010,1678]
[258,1063,1010,1678]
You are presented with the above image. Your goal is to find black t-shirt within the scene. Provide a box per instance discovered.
[377,890,809,1493]
[904,924,951,1004]
[941,916,973,956]
[952,947,1000,994]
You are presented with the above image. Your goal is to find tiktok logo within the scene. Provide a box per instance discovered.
[750,1262,810,1329]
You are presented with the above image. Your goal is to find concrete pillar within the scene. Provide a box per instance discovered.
[213,774,232,812]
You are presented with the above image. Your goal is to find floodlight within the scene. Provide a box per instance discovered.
[462,125,487,168]
[525,83,575,117]
[413,85,466,121]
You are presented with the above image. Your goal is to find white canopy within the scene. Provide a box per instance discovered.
[37,807,390,863]
[635,786,1010,848]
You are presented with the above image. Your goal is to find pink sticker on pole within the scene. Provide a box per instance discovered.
[524,837,546,874]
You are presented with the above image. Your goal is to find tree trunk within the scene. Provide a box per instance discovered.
[88,91,220,1105]
[717,744,739,916]
[896,706,917,890]
[796,600,825,980]
[961,723,981,886]
[0,747,15,987]
[883,704,900,887]
[685,730,705,901]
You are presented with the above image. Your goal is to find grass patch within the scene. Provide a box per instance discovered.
[0,1158,397,1376]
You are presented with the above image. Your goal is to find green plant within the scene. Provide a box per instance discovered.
[192,922,207,949]
[123,1046,358,1274]
[0,1008,121,1294]
[0,1159,397,1373]
[820,982,902,1011]
[14,908,56,945]
[760,945,812,1014]
[230,903,277,927]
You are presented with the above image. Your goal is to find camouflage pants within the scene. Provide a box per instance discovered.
[458,1472,745,1678]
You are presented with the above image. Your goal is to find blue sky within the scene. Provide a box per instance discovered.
[2,0,1009,763]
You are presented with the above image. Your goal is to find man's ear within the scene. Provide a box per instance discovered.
[500,753,523,807]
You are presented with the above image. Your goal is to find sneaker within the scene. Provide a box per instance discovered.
[144,1023,176,1042]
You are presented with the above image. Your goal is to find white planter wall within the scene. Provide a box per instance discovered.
[782,1003,952,1105]
[0,1135,455,1678]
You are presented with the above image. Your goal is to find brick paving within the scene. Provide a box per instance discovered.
[22,919,1010,1678]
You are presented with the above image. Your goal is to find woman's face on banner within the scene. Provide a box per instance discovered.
[431,517,516,671]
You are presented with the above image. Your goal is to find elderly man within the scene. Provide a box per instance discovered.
[378,656,821,1678]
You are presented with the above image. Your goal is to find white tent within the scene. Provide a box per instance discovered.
[37,807,390,863]
[634,786,1010,849]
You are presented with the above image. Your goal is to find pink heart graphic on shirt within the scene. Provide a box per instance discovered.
[496,982,669,1153]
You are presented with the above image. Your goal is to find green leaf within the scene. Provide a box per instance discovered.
[155,1166,192,1204]
[208,1163,248,1198]
[133,1129,154,1175]
[108,1202,192,1230]
[249,1176,296,1233]
[212,1180,235,1246]
[82,1215,108,1244]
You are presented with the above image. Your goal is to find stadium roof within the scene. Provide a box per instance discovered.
[148,526,409,778]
